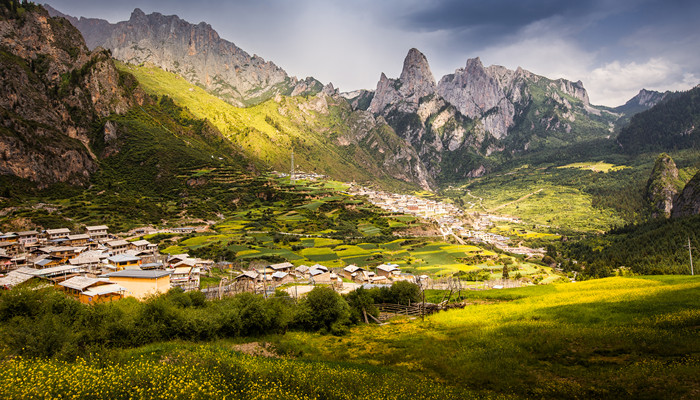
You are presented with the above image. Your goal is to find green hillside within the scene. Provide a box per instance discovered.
[617,86,700,154]
[117,62,421,191]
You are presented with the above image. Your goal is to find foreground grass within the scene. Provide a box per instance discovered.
[0,343,483,400]
[275,276,700,399]
[1,276,696,399]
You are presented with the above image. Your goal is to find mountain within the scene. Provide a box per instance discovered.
[366,49,618,183]
[44,5,321,107]
[0,1,135,188]
[645,153,682,218]
[617,85,700,154]
[672,170,700,218]
[117,62,433,190]
[614,88,668,116]
[610,88,670,129]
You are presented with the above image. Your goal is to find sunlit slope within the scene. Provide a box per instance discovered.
[118,62,423,190]
[280,276,700,399]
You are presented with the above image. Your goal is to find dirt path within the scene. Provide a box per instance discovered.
[488,188,543,213]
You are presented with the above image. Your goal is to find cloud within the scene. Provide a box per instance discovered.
[585,58,698,106]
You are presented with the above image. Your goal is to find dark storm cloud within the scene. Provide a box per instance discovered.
[402,0,596,34]
[42,0,700,106]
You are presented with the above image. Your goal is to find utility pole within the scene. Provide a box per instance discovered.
[687,237,695,276]
[290,150,295,184]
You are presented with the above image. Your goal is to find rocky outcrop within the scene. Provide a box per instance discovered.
[671,171,700,218]
[615,89,668,113]
[646,153,681,218]
[0,2,133,188]
[369,48,436,115]
[438,58,516,139]
[340,89,374,111]
[47,6,320,107]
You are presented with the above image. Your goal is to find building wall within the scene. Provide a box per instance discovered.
[108,276,171,299]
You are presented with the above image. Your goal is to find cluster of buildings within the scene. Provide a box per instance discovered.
[233,261,413,293]
[350,187,463,220]
[0,226,209,303]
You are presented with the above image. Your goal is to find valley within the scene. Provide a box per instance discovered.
[0,2,699,399]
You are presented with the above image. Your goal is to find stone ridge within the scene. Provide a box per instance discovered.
[369,48,436,115]
[646,153,681,219]
[671,171,700,218]
[0,4,134,187]
[45,6,319,107]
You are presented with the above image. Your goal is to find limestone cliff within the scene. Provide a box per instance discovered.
[46,6,321,107]
[671,171,700,218]
[646,153,681,218]
[0,2,133,188]
[369,48,435,115]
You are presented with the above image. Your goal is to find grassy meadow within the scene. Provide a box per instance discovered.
[273,275,700,399]
[1,276,696,399]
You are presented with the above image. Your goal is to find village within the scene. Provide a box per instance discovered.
[0,225,420,304]
[347,186,544,257]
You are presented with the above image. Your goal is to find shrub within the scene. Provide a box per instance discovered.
[295,287,350,334]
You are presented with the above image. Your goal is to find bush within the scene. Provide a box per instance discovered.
[294,287,350,334]
[345,287,378,323]
[389,281,420,306]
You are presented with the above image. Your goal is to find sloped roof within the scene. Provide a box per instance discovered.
[311,264,328,272]
[46,228,70,235]
[104,270,171,279]
[83,283,126,297]
[108,254,141,263]
[377,264,400,272]
[269,262,294,270]
[236,271,259,280]
[295,265,310,273]
[0,270,35,287]
[31,264,83,276]
[271,271,289,279]
[344,265,363,273]
[59,276,102,291]
[86,225,109,231]
[173,266,192,275]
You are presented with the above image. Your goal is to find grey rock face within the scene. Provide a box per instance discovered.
[0,6,133,188]
[438,58,515,139]
[646,153,680,219]
[672,171,700,218]
[47,7,315,107]
[369,48,436,115]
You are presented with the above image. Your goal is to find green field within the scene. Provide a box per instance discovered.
[275,276,700,399]
[2,276,696,399]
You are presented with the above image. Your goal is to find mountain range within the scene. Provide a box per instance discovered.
[1,3,696,197]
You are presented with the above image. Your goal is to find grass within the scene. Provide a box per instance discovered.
[558,161,629,172]
[275,275,700,399]
[0,343,473,399]
[116,62,420,192]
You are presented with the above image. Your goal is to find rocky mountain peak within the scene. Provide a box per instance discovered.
[48,7,319,107]
[632,88,667,108]
[437,57,514,139]
[369,48,437,115]
[646,153,681,218]
[130,8,146,20]
[399,48,436,97]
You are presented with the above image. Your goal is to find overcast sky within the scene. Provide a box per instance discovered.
[44,0,700,107]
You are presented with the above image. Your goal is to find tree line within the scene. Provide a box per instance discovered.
[0,281,421,359]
